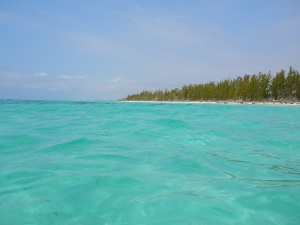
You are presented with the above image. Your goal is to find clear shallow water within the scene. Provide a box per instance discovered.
[0,100,300,225]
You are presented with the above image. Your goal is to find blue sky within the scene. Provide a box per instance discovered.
[0,0,299,100]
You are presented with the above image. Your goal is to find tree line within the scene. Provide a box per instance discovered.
[123,67,300,102]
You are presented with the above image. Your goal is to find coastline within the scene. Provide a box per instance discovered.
[119,100,300,106]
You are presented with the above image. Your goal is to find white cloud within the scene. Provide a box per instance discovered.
[34,72,47,77]
[131,16,197,44]
[67,33,132,57]
[0,11,49,30]
[0,71,20,79]
[59,75,86,79]
[272,15,300,34]
[111,77,123,82]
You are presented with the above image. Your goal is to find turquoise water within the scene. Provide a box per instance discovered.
[0,100,300,225]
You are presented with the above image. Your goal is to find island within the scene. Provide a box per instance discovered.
[120,67,300,105]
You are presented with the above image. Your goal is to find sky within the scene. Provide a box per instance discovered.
[0,0,299,100]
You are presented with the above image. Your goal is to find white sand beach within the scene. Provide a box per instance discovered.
[119,100,300,106]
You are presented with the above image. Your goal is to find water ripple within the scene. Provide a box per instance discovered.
[0,100,300,224]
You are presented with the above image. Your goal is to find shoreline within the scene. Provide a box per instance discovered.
[119,100,300,106]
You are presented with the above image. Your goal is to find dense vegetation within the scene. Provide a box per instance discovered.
[123,67,300,102]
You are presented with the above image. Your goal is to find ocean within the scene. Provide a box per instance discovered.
[0,100,299,225]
